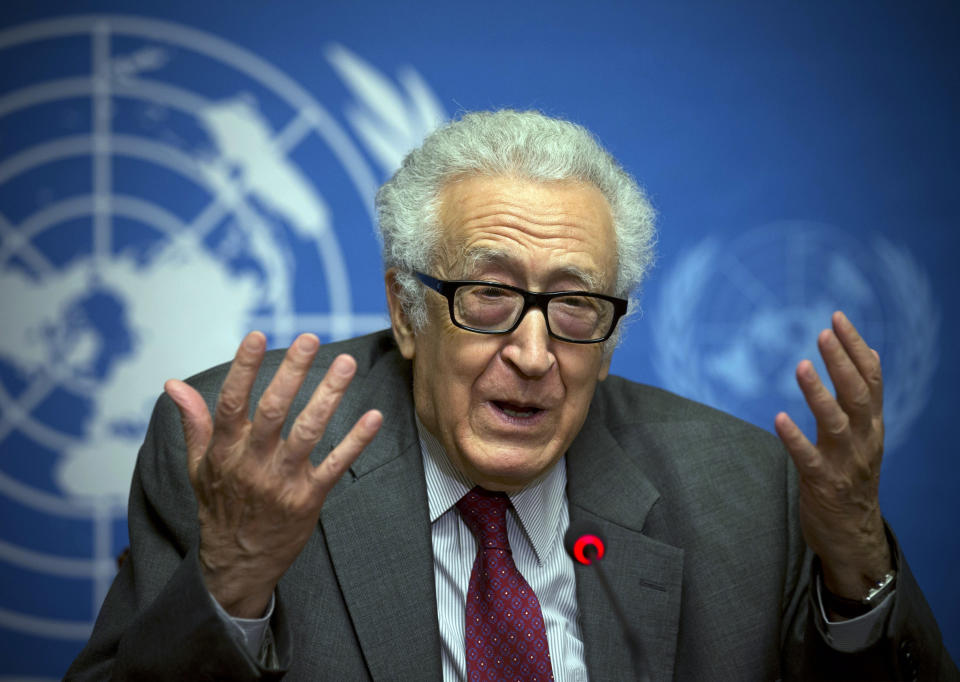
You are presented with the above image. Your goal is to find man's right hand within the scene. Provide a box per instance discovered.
[163,331,383,618]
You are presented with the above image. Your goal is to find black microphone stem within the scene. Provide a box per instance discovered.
[584,546,650,682]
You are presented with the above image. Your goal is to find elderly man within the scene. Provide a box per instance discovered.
[68,111,955,680]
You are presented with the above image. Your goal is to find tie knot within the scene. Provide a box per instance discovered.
[456,486,511,551]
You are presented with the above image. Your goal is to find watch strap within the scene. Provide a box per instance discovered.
[817,559,896,619]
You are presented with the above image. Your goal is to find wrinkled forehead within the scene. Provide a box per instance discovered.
[431,174,618,289]
[449,245,605,291]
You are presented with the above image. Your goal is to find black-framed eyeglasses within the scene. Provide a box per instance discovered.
[415,272,627,344]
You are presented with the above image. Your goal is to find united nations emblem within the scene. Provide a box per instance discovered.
[0,14,444,651]
[652,221,939,459]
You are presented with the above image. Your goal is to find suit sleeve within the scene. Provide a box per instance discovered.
[64,391,293,681]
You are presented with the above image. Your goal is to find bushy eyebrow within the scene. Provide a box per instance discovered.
[451,246,604,292]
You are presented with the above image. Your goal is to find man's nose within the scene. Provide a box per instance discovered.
[501,308,556,377]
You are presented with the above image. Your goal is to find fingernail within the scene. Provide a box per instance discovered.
[244,333,264,351]
[298,335,319,352]
[333,356,353,376]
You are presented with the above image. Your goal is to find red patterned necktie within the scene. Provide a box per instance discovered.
[456,486,555,682]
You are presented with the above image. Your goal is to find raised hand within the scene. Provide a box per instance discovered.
[163,331,383,617]
[774,311,891,600]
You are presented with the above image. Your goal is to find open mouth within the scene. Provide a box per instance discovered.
[492,401,544,419]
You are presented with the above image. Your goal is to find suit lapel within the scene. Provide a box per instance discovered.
[304,335,685,680]
[315,347,444,680]
[567,417,685,682]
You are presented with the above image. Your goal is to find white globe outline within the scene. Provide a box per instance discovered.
[0,15,393,641]
[652,220,939,459]
[654,224,882,405]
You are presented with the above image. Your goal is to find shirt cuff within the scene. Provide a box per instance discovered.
[209,591,275,659]
[814,575,895,652]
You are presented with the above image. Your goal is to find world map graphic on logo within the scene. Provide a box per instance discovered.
[0,14,445,648]
[651,221,939,457]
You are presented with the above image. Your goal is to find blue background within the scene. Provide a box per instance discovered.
[1,0,957,676]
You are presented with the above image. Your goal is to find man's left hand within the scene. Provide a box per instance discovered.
[774,311,892,601]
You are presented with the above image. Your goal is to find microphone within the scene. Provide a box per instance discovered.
[565,521,649,682]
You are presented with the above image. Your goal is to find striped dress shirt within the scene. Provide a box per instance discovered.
[417,418,588,682]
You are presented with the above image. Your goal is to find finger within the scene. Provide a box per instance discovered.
[280,354,358,466]
[311,410,383,492]
[795,360,851,443]
[817,328,872,429]
[832,311,883,412]
[164,378,213,481]
[248,334,320,456]
[212,332,267,443]
[774,411,822,479]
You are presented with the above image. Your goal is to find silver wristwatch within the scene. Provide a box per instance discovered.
[820,565,897,618]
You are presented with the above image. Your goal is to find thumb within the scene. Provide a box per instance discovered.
[164,379,213,482]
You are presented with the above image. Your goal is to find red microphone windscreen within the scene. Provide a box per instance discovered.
[564,521,606,565]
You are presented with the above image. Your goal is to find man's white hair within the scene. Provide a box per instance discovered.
[375,109,657,341]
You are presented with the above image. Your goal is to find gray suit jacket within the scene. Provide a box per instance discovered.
[67,330,956,680]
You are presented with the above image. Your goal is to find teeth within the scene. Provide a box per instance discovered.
[500,404,538,418]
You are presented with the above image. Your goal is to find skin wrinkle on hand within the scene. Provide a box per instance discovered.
[166,336,382,618]
[774,310,891,602]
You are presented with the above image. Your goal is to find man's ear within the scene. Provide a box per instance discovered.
[385,268,416,359]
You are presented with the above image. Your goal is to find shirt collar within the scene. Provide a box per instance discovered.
[417,415,567,566]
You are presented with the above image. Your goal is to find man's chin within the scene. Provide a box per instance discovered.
[457,443,561,491]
